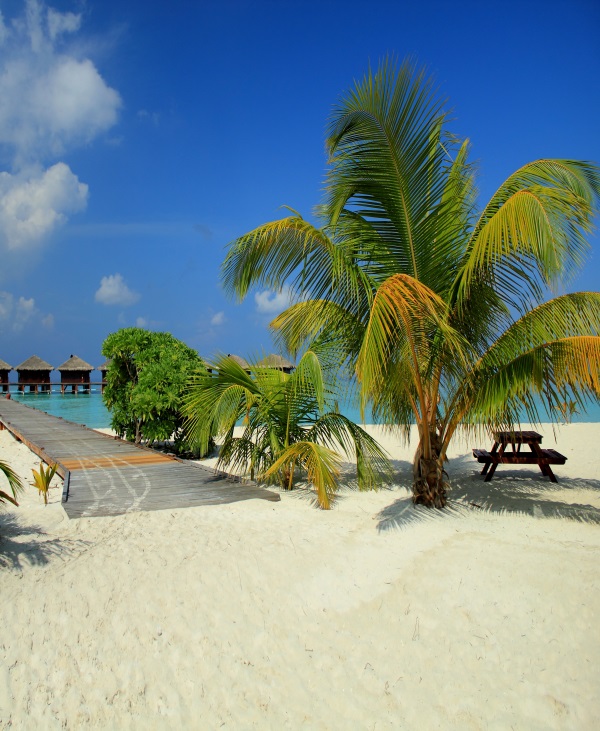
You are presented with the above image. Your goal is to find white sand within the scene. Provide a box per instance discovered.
[1,422,599,729]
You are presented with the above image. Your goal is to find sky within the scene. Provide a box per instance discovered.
[0,0,599,372]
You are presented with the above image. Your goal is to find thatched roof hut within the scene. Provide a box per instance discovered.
[15,355,53,391]
[227,354,251,372]
[96,359,111,393]
[57,355,94,392]
[59,355,93,372]
[257,354,295,373]
[16,355,53,372]
[58,354,94,372]
[0,358,11,391]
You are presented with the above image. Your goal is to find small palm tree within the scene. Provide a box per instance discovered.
[221,58,600,508]
[1,459,24,507]
[184,351,391,508]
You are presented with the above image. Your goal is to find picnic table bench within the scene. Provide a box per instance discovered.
[473,430,567,483]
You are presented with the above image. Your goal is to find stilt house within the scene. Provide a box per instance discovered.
[0,358,11,393]
[257,354,295,374]
[16,355,53,393]
[227,354,251,373]
[97,360,111,393]
[58,355,94,394]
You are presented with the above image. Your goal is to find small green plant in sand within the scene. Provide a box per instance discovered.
[31,462,58,505]
[1,459,24,507]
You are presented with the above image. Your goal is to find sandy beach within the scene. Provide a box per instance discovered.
[1,422,599,729]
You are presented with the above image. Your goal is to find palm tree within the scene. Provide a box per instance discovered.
[221,58,600,508]
[1,459,24,507]
[184,351,391,508]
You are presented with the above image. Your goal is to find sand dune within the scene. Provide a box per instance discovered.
[1,423,599,729]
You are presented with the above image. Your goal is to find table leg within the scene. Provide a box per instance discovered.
[484,461,499,482]
[531,443,558,482]
[482,441,499,475]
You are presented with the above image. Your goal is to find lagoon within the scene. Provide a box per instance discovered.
[8,389,600,428]
[11,390,111,429]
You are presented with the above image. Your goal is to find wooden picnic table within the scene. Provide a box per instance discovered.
[473,430,567,483]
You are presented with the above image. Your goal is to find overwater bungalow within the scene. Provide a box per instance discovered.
[16,355,53,393]
[257,354,295,374]
[227,354,251,373]
[0,358,11,393]
[58,354,94,394]
[97,359,111,394]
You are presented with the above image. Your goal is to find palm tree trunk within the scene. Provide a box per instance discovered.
[412,429,447,508]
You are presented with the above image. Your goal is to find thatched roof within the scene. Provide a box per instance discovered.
[97,359,111,371]
[57,354,94,372]
[257,354,295,370]
[15,355,53,371]
[227,354,251,370]
[0,358,12,371]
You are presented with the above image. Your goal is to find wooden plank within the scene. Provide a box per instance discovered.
[0,398,280,517]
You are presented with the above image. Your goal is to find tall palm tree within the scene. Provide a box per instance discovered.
[221,59,600,507]
[184,351,391,508]
[1,459,24,507]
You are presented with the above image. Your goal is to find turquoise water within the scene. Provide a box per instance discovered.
[7,390,600,427]
[11,390,111,428]
[342,401,600,424]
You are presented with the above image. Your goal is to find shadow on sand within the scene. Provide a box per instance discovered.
[376,453,600,532]
[0,514,91,571]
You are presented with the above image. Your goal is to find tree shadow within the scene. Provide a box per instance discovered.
[376,453,600,532]
[0,513,92,571]
[338,457,414,488]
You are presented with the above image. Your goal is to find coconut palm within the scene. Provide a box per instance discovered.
[1,459,24,507]
[221,58,600,507]
[184,351,391,508]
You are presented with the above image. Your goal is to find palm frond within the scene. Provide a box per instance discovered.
[306,412,393,490]
[0,459,24,507]
[460,336,600,429]
[454,160,600,311]
[356,273,467,417]
[446,293,600,431]
[222,214,334,301]
[326,57,449,286]
[263,441,342,509]
[184,355,258,453]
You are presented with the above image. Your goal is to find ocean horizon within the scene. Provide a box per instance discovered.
[8,389,600,429]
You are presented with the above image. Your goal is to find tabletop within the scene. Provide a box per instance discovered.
[493,430,543,445]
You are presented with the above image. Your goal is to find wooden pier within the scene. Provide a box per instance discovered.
[1,382,106,394]
[0,399,279,518]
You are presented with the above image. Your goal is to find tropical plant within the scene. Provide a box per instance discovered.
[221,58,600,508]
[31,461,58,505]
[0,459,24,507]
[102,327,208,453]
[184,351,391,508]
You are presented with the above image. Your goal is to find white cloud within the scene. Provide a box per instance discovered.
[0,2,120,268]
[0,289,52,332]
[254,286,292,314]
[211,311,225,326]
[47,8,81,41]
[0,163,88,251]
[0,1,121,164]
[95,274,140,306]
[41,312,54,329]
[136,316,147,327]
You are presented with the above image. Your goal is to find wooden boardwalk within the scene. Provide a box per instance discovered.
[0,399,279,518]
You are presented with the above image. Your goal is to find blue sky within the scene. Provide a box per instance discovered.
[0,0,599,371]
